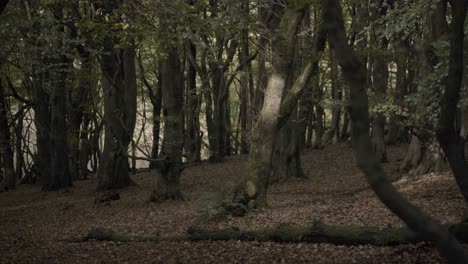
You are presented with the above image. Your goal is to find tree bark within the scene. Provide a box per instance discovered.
[75,222,468,246]
[97,45,137,190]
[48,53,72,189]
[436,0,468,203]
[387,39,409,145]
[14,105,25,180]
[370,1,388,162]
[299,9,327,150]
[149,48,184,202]
[321,49,342,145]
[201,50,217,161]
[69,48,91,180]
[239,1,251,154]
[185,41,201,163]
[322,0,468,262]
[79,112,91,178]
[0,0,9,15]
[31,65,52,187]
[0,76,15,190]
[144,63,163,169]
[233,2,310,209]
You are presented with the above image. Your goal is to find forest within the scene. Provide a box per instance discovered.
[0,0,468,263]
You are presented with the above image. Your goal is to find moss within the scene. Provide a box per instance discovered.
[245,181,257,198]
[272,224,304,241]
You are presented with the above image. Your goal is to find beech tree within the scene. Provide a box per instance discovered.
[95,0,137,191]
[232,0,314,209]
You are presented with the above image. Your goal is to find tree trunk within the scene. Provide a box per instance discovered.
[321,49,342,145]
[233,3,309,209]
[371,67,388,163]
[48,53,72,190]
[211,62,228,160]
[270,120,305,183]
[340,106,350,141]
[201,51,217,161]
[185,41,201,163]
[387,39,409,145]
[149,48,184,202]
[32,70,52,187]
[0,76,15,190]
[271,26,304,183]
[436,0,468,203]
[79,113,91,178]
[370,2,388,162]
[239,3,250,155]
[97,44,137,190]
[69,49,91,180]
[331,49,341,145]
[75,222,468,246]
[14,105,24,180]
[300,9,327,150]
[322,0,468,262]
[150,67,163,168]
[313,91,325,148]
[401,132,447,175]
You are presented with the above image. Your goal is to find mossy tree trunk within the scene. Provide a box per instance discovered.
[271,17,304,183]
[252,0,284,127]
[233,1,311,209]
[76,222,468,246]
[322,0,468,262]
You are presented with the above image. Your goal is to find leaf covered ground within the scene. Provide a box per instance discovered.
[0,144,466,263]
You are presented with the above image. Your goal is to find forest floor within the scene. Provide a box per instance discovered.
[1,144,467,263]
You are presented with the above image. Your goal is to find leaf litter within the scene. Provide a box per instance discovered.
[0,144,466,263]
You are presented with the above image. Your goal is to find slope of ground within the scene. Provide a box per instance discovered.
[0,144,466,263]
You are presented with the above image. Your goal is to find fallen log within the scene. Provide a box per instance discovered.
[66,222,468,246]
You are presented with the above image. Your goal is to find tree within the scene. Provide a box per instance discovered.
[321,0,468,262]
[0,76,15,190]
[232,0,311,209]
[149,10,185,201]
[95,1,137,191]
[399,0,450,175]
[436,0,468,202]
[47,2,72,190]
[149,47,184,201]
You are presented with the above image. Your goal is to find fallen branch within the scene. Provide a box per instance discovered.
[66,222,468,246]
